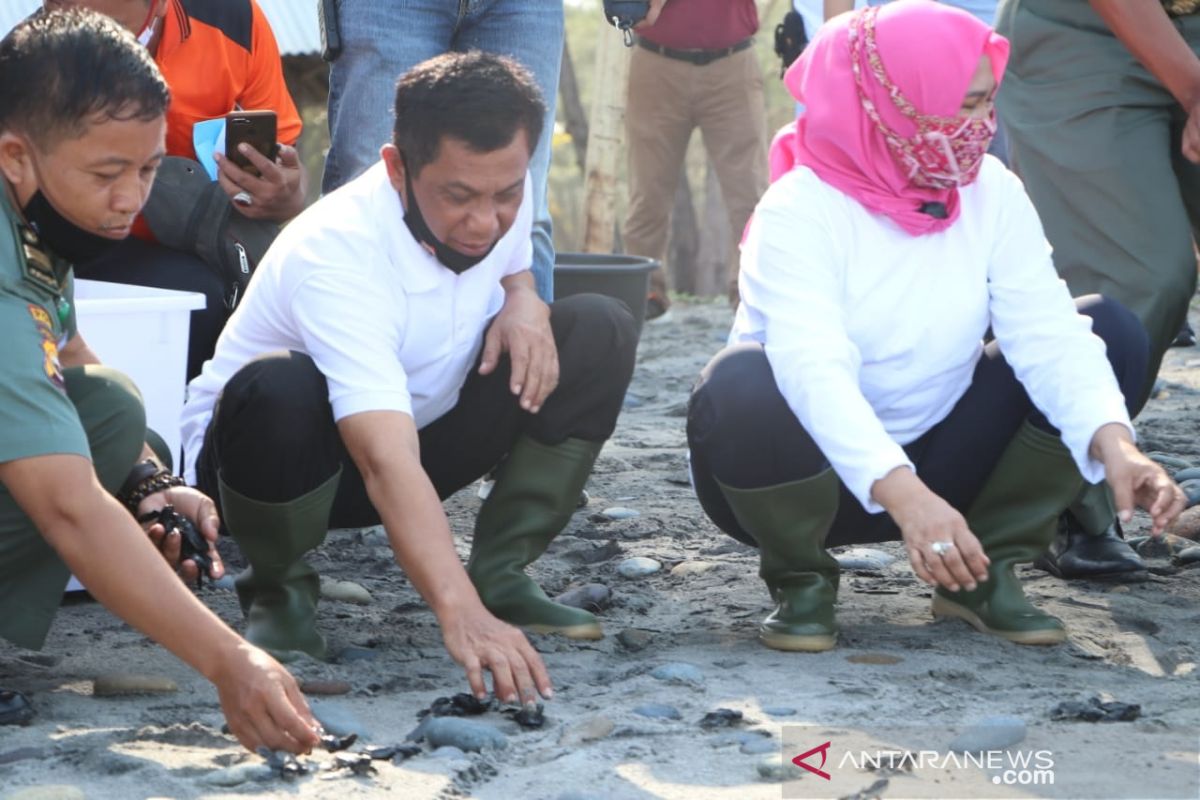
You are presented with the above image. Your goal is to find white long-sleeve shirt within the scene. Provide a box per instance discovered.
[731,157,1133,513]
[180,162,532,485]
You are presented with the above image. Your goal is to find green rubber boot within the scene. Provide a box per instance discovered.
[718,470,841,652]
[220,469,341,660]
[932,423,1083,645]
[468,436,604,640]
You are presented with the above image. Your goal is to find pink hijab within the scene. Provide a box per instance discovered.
[772,0,1010,236]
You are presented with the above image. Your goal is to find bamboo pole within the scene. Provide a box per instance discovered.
[580,27,631,253]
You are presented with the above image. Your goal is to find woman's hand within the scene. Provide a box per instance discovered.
[873,467,990,592]
[1091,423,1186,534]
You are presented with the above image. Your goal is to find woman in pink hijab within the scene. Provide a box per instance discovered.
[685,0,1182,652]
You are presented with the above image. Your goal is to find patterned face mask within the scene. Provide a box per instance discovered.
[849,6,997,189]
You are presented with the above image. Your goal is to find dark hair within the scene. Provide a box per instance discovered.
[392,51,546,176]
[0,9,170,148]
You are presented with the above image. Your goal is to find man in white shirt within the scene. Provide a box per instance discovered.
[181,52,637,705]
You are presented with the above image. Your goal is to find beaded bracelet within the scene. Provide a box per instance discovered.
[116,459,187,514]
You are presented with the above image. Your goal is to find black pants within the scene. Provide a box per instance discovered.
[687,295,1148,547]
[78,237,227,381]
[194,294,638,525]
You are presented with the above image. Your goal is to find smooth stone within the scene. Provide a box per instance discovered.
[1167,506,1200,540]
[321,580,373,605]
[300,680,352,696]
[600,506,641,521]
[670,561,717,577]
[92,674,177,697]
[757,754,804,782]
[651,662,704,686]
[5,788,85,800]
[846,653,904,665]
[741,737,778,755]
[633,703,682,720]
[1174,546,1200,566]
[616,629,654,652]
[835,548,897,571]
[762,706,797,717]
[948,716,1027,754]
[553,583,612,612]
[1179,480,1200,508]
[0,747,49,766]
[559,715,615,746]
[310,700,370,738]
[420,717,507,752]
[430,746,468,760]
[617,557,662,578]
[1174,466,1200,483]
[212,574,236,591]
[337,646,379,664]
[203,764,274,787]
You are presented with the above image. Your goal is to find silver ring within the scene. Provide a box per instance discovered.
[232,191,253,206]
[930,541,955,556]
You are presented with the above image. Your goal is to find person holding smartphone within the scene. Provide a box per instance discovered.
[41,0,306,380]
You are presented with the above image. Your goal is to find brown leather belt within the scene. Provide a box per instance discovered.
[635,36,754,66]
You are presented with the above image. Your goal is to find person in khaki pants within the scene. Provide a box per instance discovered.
[623,0,769,319]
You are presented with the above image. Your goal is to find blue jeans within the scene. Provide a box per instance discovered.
[323,0,563,300]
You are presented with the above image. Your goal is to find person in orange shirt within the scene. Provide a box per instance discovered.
[43,0,305,380]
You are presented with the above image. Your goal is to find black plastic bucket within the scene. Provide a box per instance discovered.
[553,253,658,334]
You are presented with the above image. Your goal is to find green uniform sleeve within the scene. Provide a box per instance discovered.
[0,289,89,463]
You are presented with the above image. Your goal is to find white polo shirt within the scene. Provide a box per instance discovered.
[733,157,1133,513]
[180,161,532,484]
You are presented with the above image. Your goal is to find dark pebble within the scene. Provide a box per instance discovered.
[1174,546,1200,567]
[1050,696,1140,723]
[617,629,654,652]
[699,708,744,729]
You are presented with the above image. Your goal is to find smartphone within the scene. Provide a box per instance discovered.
[224,110,278,176]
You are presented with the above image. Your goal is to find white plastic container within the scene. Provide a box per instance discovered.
[73,279,205,467]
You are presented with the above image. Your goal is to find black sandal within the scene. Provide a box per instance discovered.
[0,690,34,726]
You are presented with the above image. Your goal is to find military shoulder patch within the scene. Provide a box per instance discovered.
[28,303,65,392]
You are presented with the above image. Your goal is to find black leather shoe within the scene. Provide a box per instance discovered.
[0,690,34,726]
[1034,515,1146,580]
[1172,320,1196,348]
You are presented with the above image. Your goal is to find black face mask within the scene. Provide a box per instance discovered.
[22,189,121,265]
[401,155,495,274]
